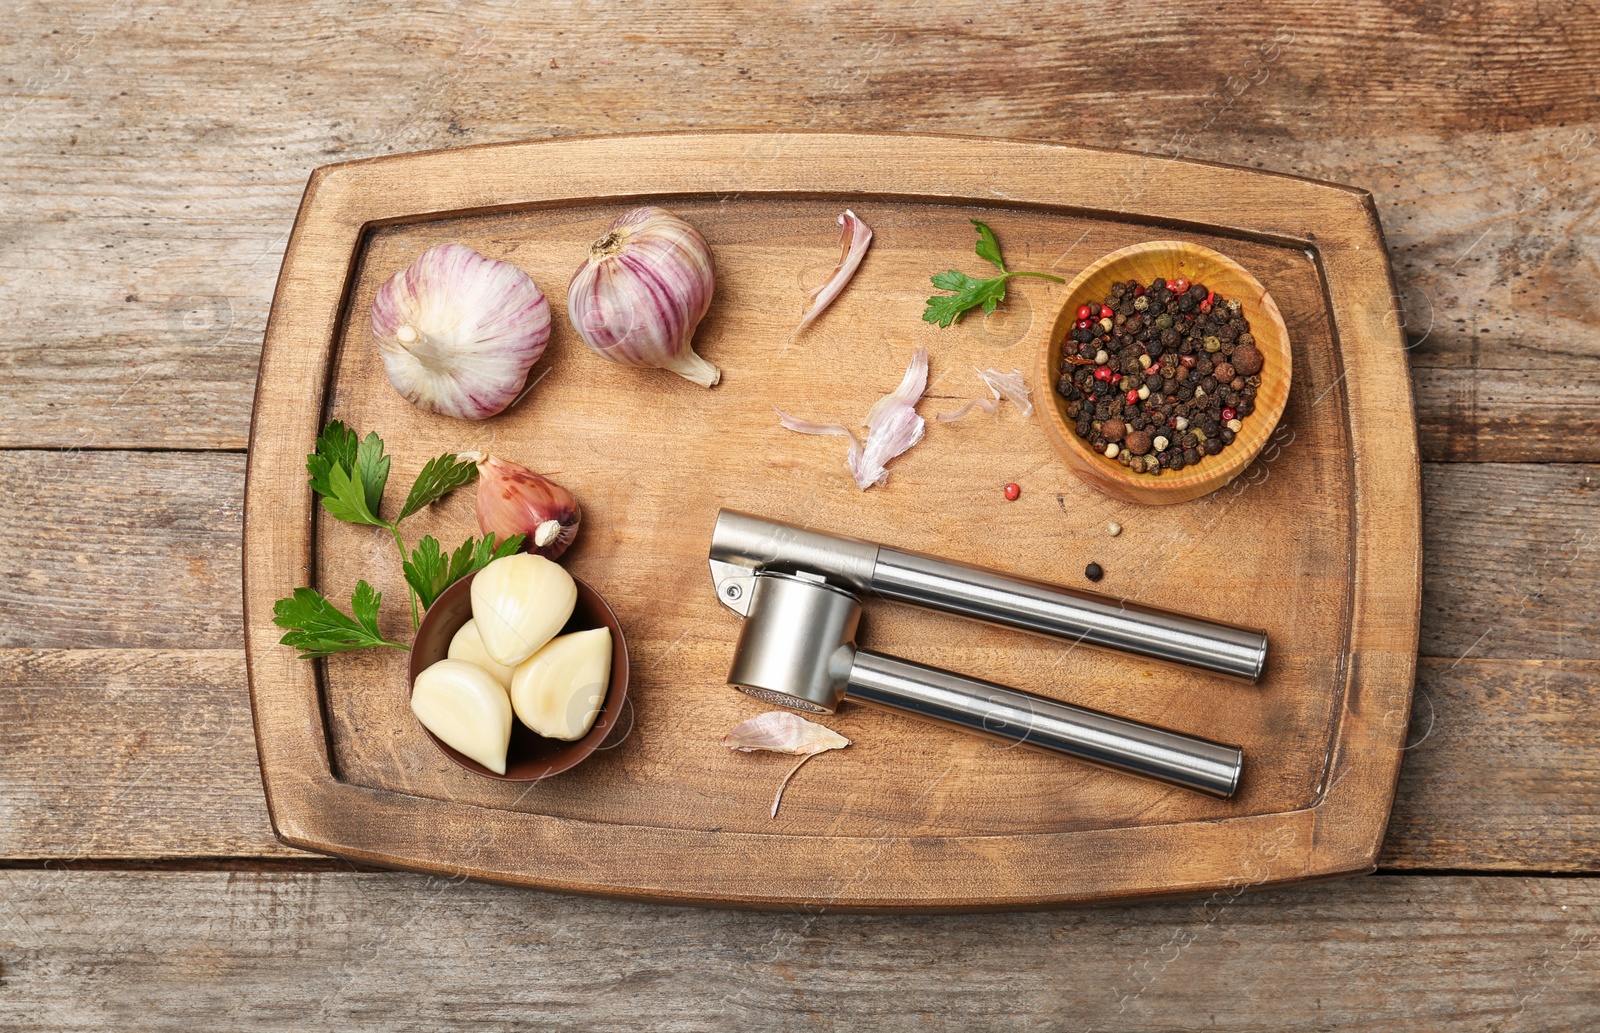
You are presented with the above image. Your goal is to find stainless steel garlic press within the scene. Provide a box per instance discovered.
[707,509,1266,797]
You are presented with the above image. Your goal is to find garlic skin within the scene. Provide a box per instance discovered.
[411,659,514,774]
[510,627,612,741]
[371,243,551,420]
[567,206,720,388]
[470,553,577,667]
[460,451,581,560]
[723,711,851,755]
[447,619,515,691]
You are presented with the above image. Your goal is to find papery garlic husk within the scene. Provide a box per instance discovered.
[459,450,581,560]
[723,711,851,755]
[471,553,578,667]
[371,243,551,420]
[510,627,612,741]
[775,347,929,490]
[411,658,514,774]
[447,619,515,691]
[567,206,720,388]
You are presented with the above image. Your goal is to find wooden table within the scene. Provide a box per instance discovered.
[1,2,1595,1027]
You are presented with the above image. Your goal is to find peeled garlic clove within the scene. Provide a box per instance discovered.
[447,619,515,691]
[370,243,551,420]
[411,659,514,774]
[460,451,581,560]
[567,206,720,388]
[511,627,612,741]
[470,553,577,667]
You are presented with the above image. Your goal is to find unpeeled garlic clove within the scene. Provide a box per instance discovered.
[460,451,581,560]
[470,553,577,667]
[446,619,515,691]
[411,659,514,774]
[511,627,612,741]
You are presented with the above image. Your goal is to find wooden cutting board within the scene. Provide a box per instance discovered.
[243,132,1420,910]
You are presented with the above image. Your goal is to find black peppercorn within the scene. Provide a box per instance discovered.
[1085,562,1104,582]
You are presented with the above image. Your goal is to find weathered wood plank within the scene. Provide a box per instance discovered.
[0,872,1595,1031]
[0,649,291,860]
[0,450,244,650]
[1420,463,1600,661]
[0,1,1595,457]
[6,451,1591,659]
[0,650,1593,870]
[1379,658,1600,870]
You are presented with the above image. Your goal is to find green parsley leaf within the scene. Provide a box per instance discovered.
[971,219,1006,272]
[923,220,1065,328]
[272,581,407,659]
[354,431,390,517]
[319,462,387,527]
[398,453,478,522]
[922,270,1010,327]
[307,421,390,526]
[306,420,359,499]
[401,536,452,610]
[403,532,526,611]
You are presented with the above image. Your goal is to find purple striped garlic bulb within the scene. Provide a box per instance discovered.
[567,206,720,388]
[370,244,551,420]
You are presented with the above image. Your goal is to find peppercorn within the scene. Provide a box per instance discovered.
[1232,344,1264,376]
[1063,280,1255,476]
[1084,562,1104,582]
[1003,482,1021,501]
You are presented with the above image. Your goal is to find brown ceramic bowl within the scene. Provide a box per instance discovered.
[1037,240,1292,505]
[409,570,630,781]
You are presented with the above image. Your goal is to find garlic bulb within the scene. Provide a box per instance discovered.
[411,659,513,774]
[470,553,577,667]
[567,206,720,388]
[371,243,551,420]
[460,451,580,560]
[510,627,612,741]
[447,619,515,691]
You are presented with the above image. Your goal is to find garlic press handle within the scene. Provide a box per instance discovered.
[845,650,1243,798]
[869,547,1268,683]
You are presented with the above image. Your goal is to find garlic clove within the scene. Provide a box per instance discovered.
[411,659,514,774]
[470,553,577,667]
[510,627,612,741]
[370,243,551,420]
[446,619,515,691]
[459,451,581,560]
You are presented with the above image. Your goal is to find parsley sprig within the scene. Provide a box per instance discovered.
[272,421,525,659]
[922,219,1065,328]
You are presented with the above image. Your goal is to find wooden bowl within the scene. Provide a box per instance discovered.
[408,570,630,781]
[1037,241,1292,505]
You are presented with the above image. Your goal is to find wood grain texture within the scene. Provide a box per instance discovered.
[3,649,1595,871]
[0,1,1595,458]
[0,649,292,859]
[0,450,243,650]
[238,135,1416,907]
[0,453,1593,866]
[5,451,1588,660]
[1380,658,1600,871]
[1420,462,1600,661]
[1,871,1596,1031]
